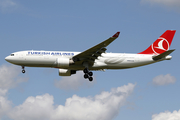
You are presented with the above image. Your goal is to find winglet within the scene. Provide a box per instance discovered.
[112,32,120,38]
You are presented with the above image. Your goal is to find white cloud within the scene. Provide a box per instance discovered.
[8,83,135,120]
[8,94,54,120]
[0,0,18,13]
[141,0,180,7]
[0,64,28,95]
[0,96,12,118]
[152,109,180,120]
[54,71,95,90]
[0,64,136,120]
[152,74,176,86]
[0,64,28,118]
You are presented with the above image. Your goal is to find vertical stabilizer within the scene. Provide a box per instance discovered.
[139,30,176,55]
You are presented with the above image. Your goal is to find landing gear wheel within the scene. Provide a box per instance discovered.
[83,68,88,73]
[22,66,25,74]
[22,70,25,73]
[84,73,89,79]
[83,67,93,81]
[88,72,93,76]
[89,77,93,81]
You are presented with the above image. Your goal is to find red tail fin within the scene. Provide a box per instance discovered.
[139,30,176,55]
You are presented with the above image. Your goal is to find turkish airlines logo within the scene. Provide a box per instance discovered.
[151,37,169,54]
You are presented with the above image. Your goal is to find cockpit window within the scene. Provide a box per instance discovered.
[10,54,14,56]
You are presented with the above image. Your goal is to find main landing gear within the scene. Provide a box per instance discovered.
[83,68,93,81]
[22,66,25,73]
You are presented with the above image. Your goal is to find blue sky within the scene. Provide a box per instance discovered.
[0,0,180,120]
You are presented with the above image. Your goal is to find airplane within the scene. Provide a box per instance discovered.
[5,30,176,81]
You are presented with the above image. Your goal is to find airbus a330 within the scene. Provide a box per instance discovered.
[5,30,176,81]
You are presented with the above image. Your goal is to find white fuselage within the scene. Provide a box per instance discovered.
[5,50,171,71]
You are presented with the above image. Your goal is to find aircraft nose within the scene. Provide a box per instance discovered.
[5,56,10,62]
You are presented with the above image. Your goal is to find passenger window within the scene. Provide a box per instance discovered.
[10,54,14,56]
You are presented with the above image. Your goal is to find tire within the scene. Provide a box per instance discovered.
[22,70,25,73]
[89,77,93,81]
[88,72,93,76]
[84,73,89,79]
[83,68,88,73]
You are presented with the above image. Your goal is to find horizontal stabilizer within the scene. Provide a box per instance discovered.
[153,49,175,61]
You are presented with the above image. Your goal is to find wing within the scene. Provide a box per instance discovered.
[72,32,120,66]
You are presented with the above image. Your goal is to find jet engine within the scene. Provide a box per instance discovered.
[59,69,76,76]
[56,58,74,67]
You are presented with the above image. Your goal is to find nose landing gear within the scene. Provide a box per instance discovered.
[22,66,25,73]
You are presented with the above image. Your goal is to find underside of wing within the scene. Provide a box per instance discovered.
[72,32,120,66]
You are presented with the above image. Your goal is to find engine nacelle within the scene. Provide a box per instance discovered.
[56,58,74,67]
[59,69,76,76]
